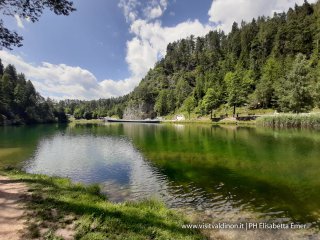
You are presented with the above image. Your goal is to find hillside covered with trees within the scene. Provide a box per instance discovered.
[2,1,320,121]
[62,0,320,119]
[130,0,320,117]
[0,60,67,125]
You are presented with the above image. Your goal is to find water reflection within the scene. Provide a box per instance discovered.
[25,134,133,184]
[0,124,65,168]
[1,123,320,229]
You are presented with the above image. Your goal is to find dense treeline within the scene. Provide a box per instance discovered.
[65,1,320,119]
[57,96,129,119]
[128,0,320,117]
[0,60,67,125]
[40,1,320,119]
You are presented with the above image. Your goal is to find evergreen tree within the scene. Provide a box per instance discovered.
[175,77,192,108]
[311,60,320,107]
[0,59,66,124]
[183,96,195,119]
[154,90,168,116]
[1,73,14,113]
[253,56,282,108]
[202,87,223,114]
[0,59,3,76]
[276,54,313,112]
[225,68,253,115]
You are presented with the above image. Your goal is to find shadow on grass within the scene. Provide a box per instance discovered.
[43,197,195,237]
[3,170,203,239]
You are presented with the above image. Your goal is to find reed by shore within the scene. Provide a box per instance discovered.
[256,114,320,129]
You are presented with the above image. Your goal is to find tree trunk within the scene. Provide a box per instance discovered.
[233,105,236,117]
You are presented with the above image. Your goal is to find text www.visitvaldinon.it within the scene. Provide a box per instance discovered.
[181,222,308,230]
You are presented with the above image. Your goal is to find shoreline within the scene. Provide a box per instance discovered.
[68,113,320,130]
[0,169,205,240]
[1,170,319,240]
[3,112,320,130]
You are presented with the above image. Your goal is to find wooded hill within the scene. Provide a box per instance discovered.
[0,61,67,125]
[130,0,320,117]
[62,0,320,119]
[3,1,320,121]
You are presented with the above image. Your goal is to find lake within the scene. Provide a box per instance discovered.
[1,123,320,229]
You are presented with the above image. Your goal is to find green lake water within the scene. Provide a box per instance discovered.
[1,123,320,228]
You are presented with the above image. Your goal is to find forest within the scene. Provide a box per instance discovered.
[60,0,320,119]
[0,60,67,125]
[2,1,320,121]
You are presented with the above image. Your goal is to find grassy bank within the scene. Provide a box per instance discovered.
[256,114,320,129]
[1,169,205,240]
[69,118,105,124]
[162,119,212,124]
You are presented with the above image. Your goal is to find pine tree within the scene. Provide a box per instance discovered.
[276,54,313,112]
[0,59,3,76]
[253,56,282,108]
[154,90,168,116]
[225,67,253,115]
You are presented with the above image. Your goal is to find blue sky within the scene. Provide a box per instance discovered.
[0,0,316,99]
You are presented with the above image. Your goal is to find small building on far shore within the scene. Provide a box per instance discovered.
[175,115,185,121]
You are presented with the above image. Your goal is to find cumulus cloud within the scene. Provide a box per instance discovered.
[118,0,215,82]
[5,0,313,100]
[144,5,163,20]
[0,50,139,100]
[0,7,213,100]
[126,19,213,78]
[118,0,140,22]
[119,0,168,22]
[143,0,168,20]
[208,0,318,33]
[2,0,214,99]
[14,14,24,28]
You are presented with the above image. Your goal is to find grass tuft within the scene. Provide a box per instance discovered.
[1,169,205,240]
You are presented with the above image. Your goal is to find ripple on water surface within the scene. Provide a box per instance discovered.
[18,124,320,232]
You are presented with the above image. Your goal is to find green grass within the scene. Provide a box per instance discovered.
[1,169,205,240]
[212,105,275,117]
[256,113,320,129]
[69,118,105,124]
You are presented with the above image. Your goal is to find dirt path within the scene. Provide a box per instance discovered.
[0,175,28,240]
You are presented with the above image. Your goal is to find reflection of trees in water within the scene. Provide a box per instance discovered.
[123,124,320,227]
[0,124,65,168]
[3,123,320,227]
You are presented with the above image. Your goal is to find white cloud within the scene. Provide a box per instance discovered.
[145,5,163,20]
[118,0,140,22]
[117,0,215,85]
[208,0,318,33]
[14,14,24,29]
[143,0,168,20]
[126,19,213,78]
[0,50,138,100]
[1,0,214,100]
[119,0,168,22]
[6,0,313,100]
